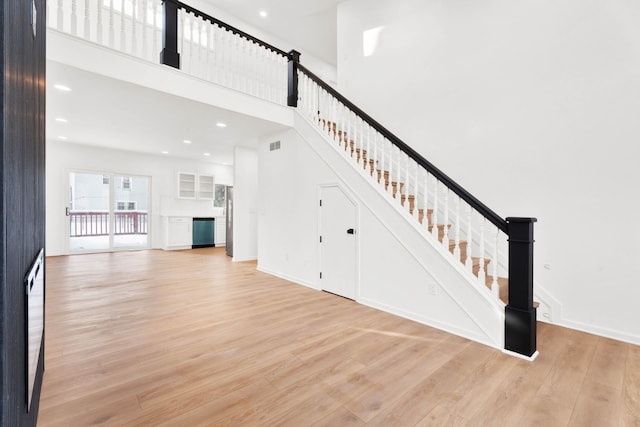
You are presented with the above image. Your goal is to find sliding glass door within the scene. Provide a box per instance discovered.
[68,171,150,252]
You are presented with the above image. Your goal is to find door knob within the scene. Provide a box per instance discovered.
[346,228,355,234]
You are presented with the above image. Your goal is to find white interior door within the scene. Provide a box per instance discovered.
[320,185,357,300]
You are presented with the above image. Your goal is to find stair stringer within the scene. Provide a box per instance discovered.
[293,112,505,349]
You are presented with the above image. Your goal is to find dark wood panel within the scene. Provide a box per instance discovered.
[0,0,47,425]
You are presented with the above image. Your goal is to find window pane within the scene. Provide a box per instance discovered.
[214,184,226,207]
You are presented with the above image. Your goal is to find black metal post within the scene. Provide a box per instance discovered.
[505,217,538,357]
[160,0,180,69]
[287,50,301,107]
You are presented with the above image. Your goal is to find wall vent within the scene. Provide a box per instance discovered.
[269,140,281,151]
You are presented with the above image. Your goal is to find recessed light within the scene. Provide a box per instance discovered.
[203,152,211,157]
[58,136,68,140]
[161,150,169,154]
[183,140,192,144]
[259,10,267,18]
[55,117,68,123]
[216,122,227,128]
[54,84,71,92]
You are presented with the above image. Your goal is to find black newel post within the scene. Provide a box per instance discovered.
[505,217,538,358]
[287,50,301,107]
[160,0,180,69]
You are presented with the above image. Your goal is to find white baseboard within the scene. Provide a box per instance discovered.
[232,256,257,262]
[558,318,640,346]
[257,265,320,290]
[502,349,539,362]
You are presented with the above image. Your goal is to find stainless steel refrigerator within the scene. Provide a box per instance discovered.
[225,186,233,257]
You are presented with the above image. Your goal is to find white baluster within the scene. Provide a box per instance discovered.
[97,0,104,44]
[120,0,126,51]
[356,119,362,167]
[431,178,439,239]
[370,126,376,178]
[454,196,461,261]
[198,19,206,79]
[344,109,351,154]
[443,188,450,247]
[84,0,91,39]
[387,144,394,196]
[141,0,148,59]
[57,0,64,31]
[71,0,78,35]
[404,155,411,213]
[189,15,197,76]
[465,206,473,271]
[205,22,216,81]
[131,0,138,56]
[212,24,220,83]
[378,133,385,187]
[302,74,308,115]
[237,37,245,92]
[412,162,419,220]
[150,1,157,56]
[46,0,50,28]
[251,43,258,96]
[492,226,500,298]
[422,170,429,227]
[478,218,487,285]
[179,11,186,72]
[225,30,233,88]
[303,74,309,117]
[109,0,115,48]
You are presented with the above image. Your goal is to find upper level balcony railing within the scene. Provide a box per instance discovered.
[48,0,288,105]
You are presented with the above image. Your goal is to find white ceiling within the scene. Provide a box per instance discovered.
[201,0,342,66]
[47,61,289,165]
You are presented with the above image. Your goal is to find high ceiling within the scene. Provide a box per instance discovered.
[201,0,342,65]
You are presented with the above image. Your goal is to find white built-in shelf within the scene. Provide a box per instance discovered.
[178,172,197,199]
[177,172,215,200]
[197,174,215,200]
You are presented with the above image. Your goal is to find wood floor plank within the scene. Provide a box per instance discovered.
[586,337,628,390]
[568,381,622,427]
[621,344,640,427]
[415,405,465,427]
[468,322,574,426]
[37,249,640,426]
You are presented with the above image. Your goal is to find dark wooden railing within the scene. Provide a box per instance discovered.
[70,211,148,237]
[158,0,537,358]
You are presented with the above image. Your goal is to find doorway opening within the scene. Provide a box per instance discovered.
[68,171,151,252]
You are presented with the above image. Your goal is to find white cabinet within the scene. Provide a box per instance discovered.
[177,172,215,200]
[215,216,226,246]
[197,174,215,200]
[164,216,192,249]
[177,173,197,199]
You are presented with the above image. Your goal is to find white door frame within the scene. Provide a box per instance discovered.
[317,183,360,300]
[65,168,152,254]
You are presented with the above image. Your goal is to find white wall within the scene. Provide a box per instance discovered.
[46,140,233,255]
[257,117,505,348]
[232,146,259,261]
[337,0,640,343]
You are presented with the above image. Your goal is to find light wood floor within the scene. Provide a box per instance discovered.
[38,248,639,426]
